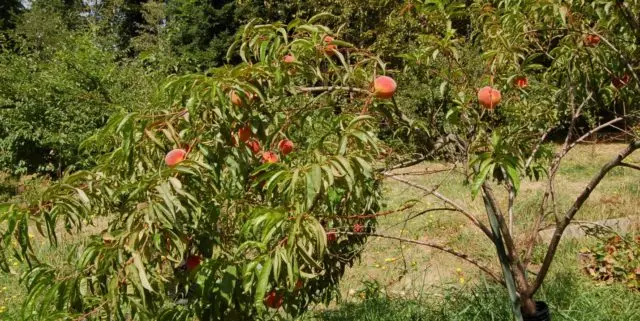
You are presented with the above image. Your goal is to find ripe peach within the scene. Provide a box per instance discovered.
[238,126,252,142]
[584,34,600,47]
[323,36,337,56]
[185,255,201,272]
[353,223,364,233]
[612,74,630,89]
[165,149,187,167]
[514,76,528,88]
[278,139,294,156]
[295,279,303,290]
[283,54,295,63]
[230,90,254,107]
[326,231,337,243]
[247,139,261,154]
[477,86,502,110]
[373,76,397,99]
[262,151,279,164]
[264,291,284,309]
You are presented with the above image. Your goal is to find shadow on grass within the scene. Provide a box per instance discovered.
[315,270,640,321]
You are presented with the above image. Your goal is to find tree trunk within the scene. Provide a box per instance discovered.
[521,296,537,317]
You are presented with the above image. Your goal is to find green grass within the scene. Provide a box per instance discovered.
[312,241,640,321]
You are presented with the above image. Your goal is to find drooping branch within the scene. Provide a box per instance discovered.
[385,174,494,239]
[529,140,640,296]
[341,231,504,286]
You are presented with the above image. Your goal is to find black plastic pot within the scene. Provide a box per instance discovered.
[522,301,551,321]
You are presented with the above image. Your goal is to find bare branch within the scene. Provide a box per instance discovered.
[620,162,640,171]
[385,174,494,239]
[340,231,505,286]
[529,140,640,296]
[562,116,627,157]
[296,86,371,95]
[524,128,552,169]
[379,136,453,172]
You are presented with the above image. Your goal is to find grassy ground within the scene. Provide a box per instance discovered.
[1,144,639,320]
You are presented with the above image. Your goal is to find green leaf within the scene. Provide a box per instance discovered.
[305,165,323,209]
[254,257,273,310]
[132,252,153,291]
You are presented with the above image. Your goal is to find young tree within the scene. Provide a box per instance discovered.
[0,18,397,320]
[373,1,640,320]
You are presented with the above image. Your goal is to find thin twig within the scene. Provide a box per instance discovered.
[340,231,505,286]
[296,86,372,95]
[385,174,493,239]
[619,162,640,171]
[524,128,552,169]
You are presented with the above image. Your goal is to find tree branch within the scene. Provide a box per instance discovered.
[529,140,640,296]
[341,231,505,286]
[524,128,552,169]
[296,86,371,95]
[385,174,494,239]
[619,162,640,171]
[379,137,452,172]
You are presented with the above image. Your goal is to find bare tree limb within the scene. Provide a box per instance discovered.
[385,174,494,239]
[524,128,553,169]
[561,116,628,157]
[620,162,640,171]
[379,136,453,172]
[341,231,505,286]
[296,86,371,95]
[528,140,640,296]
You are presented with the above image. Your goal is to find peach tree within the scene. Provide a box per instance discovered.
[0,17,398,320]
[378,1,640,320]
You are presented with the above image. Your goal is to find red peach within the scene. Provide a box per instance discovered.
[326,231,337,243]
[185,255,201,272]
[262,151,279,164]
[373,76,397,99]
[353,223,364,233]
[477,86,502,110]
[230,90,242,106]
[264,290,284,309]
[247,139,261,154]
[230,90,254,107]
[514,76,528,88]
[165,149,187,167]
[612,74,630,89]
[323,36,337,56]
[295,279,303,290]
[584,34,600,47]
[283,54,295,63]
[278,139,294,155]
[238,126,252,142]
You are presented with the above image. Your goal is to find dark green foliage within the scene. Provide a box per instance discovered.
[0,7,161,175]
[0,0,23,30]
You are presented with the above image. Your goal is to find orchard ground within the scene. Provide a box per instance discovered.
[1,144,639,320]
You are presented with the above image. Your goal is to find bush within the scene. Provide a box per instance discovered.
[0,7,161,176]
